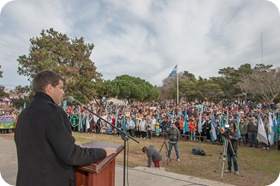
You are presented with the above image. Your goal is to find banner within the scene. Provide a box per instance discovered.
[69,114,79,127]
[0,116,16,129]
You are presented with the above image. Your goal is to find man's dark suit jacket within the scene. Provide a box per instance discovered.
[15,92,106,186]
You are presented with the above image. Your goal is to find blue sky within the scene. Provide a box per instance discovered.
[0,0,280,90]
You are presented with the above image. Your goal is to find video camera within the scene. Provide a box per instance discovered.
[221,124,231,139]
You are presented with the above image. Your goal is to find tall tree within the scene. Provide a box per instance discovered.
[17,28,101,103]
[211,63,253,100]
[237,67,280,103]
[110,75,158,101]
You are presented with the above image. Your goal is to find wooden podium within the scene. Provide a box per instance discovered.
[75,141,124,186]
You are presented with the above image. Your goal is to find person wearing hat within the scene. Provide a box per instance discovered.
[167,122,181,161]
[142,145,162,167]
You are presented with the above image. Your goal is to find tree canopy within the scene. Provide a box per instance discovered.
[17,28,102,103]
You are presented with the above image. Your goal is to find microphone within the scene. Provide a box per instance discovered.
[67,96,84,106]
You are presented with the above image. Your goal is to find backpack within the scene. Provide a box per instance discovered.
[192,147,206,156]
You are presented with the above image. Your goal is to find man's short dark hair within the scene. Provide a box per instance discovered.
[33,70,64,93]
[142,146,148,153]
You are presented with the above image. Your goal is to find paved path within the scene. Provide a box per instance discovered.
[0,134,233,186]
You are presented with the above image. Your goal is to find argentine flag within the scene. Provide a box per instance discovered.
[168,65,177,77]
[210,114,217,142]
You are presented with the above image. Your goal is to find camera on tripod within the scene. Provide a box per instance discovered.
[221,124,231,139]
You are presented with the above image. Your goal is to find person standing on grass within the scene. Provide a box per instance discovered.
[224,126,239,175]
[167,122,181,161]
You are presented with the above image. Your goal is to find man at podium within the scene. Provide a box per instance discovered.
[14,70,116,186]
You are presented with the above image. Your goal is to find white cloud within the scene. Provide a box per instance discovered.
[0,0,280,89]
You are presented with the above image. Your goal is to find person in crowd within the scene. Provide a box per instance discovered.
[139,116,147,138]
[146,115,153,139]
[126,115,135,137]
[240,117,248,145]
[188,116,197,141]
[160,116,168,137]
[167,122,181,161]
[142,145,162,168]
[14,70,116,186]
[151,115,157,136]
[201,116,209,142]
[247,116,258,148]
[263,116,270,150]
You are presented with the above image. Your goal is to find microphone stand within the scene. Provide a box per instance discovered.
[77,103,139,186]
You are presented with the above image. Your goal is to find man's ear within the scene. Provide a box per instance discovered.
[44,83,53,93]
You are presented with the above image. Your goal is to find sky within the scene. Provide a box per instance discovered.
[0,0,280,90]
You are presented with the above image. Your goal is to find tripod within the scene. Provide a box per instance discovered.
[220,138,237,180]
[159,132,171,165]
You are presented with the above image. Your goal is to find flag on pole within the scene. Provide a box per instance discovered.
[220,115,226,142]
[210,114,217,142]
[272,113,278,143]
[257,115,268,145]
[19,106,23,114]
[78,106,82,132]
[268,112,274,145]
[226,109,229,126]
[122,110,127,132]
[85,112,90,130]
[220,115,225,133]
[183,112,188,134]
[62,100,67,111]
[197,105,203,133]
[168,65,177,77]
[236,113,241,138]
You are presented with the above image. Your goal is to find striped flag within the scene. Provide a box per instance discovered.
[122,110,127,132]
[272,113,278,143]
[257,115,268,145]
[85,112,90,130]
[168,65,177,77]
[210,114,217,142]
[183,116,188,134]
[197,105,203,133]
[78,106,82,132]
[156,111,160,122]
[183,110,188,134]
[62,100,67,111]
[236,113,241,138]
[115,105,119,128]
[268,113,274,145]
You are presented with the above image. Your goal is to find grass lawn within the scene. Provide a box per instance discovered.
[73,132,280,186]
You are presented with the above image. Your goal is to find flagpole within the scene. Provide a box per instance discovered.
[176,65,179,105]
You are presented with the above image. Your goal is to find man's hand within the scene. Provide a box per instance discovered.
[104,147,117,156]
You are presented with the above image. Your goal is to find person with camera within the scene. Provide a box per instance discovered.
[224,126,239,175]
[167,122,181,161]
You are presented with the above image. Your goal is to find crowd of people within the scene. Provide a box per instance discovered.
[64,99,280,149]
[1,97,280,150]
[1,70,278,185]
